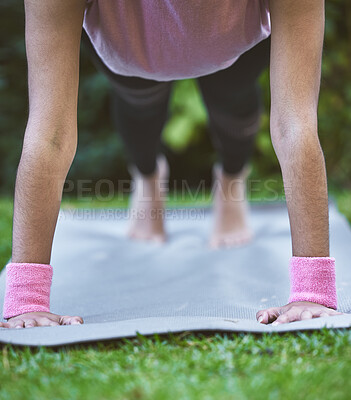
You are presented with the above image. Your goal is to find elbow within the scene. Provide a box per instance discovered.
[20,123,78,176]
[270,115,321,165]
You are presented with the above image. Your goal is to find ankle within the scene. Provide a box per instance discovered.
[215,164,251,181]
[212,164,250,203]
[130,155,169,181]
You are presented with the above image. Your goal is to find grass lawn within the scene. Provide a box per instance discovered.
[1,189,351,400]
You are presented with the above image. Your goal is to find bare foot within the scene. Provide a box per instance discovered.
[210,164,253,249]
[128,156,169,243]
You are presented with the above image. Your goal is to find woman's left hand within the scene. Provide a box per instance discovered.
[256,301,343,326]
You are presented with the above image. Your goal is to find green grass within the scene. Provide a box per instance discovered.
[1,331,351,400]
[1,189,351,400]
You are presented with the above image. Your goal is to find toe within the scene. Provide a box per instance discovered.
[209,236,222,249]
[151,234,166,244]
[210,234,230,249]
[210,231,253,249]
[128,230,136,239]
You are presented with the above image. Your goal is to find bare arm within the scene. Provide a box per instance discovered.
[1,0,86,328]
[257,0,341,324]
[13,0,86,263]
[269,0,328,257]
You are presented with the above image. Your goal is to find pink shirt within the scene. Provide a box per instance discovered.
[83,0,271,82]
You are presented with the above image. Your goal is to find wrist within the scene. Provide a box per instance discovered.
[2,263,53,320]
[288,256,337,310]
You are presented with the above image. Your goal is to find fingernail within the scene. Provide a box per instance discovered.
[272,321,279,326]
[258,316,263,323]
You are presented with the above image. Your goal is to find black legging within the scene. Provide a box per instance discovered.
[82,30,271,175]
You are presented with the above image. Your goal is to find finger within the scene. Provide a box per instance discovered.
[46,319,61,327]
[35,317,60,327]
[256,307,280,324]
[306,308,343,319]
[256,311,269,324]
[24,319,38,328]
[327,309,343,316]
[272,307,301,325]
[59,316,84,325]
[272,314,290,326]
[318,309,343,318]
[71,316,84,325]
[300,310,313,320]
[11,320,25,329]
[319,312,330,318]
[34,317,58,327]
[0,322,10,329]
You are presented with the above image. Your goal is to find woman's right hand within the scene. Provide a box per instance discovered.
[0,312,83,328]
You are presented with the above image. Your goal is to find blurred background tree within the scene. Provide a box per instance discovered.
[0,0,350,196]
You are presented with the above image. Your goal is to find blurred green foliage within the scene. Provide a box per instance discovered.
[319,0,351,188]
[0,0,350,195]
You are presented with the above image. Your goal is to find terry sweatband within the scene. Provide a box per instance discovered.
[288,256,337,310]
[3,263,53,320]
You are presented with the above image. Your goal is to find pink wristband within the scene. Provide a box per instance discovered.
[288,256,337,310]
[2,263,53,320]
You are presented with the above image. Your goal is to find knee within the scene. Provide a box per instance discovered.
[111,82,171,111]
[206,84,263,138]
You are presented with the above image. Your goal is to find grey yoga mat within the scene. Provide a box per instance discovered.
[1,202,351,347]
